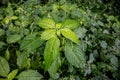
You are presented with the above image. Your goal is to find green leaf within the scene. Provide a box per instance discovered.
[8,69,18,80]
[0,29,5,36]
[61,28,79,44]
[0,42,5,48]
[7,34,22,44]
[44,36,60,71]
[65,42,86,68]
[38,18,55,29]
[16,70,43,80]
[48,56,61,78]
[20,33,44,52]
[41,30,56,40]
[62,19,79,30]
[17,53,29,69]
[110,55,118,69]
[5,49,10,61]
[0,56,10,77]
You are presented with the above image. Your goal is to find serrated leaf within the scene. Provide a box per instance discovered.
[20,33,44,52]
[38,18,55,29]
[7,34,22,44]
[44,36,60,71]
[48,56,61,78]
[65,42,86,68]
[62,19,79,30]
[0,56,10,77]
[41,30,56,40]
[17,53,29,69]
[8,69,18,80]
[16,70,43,80]
[61,28,79,44]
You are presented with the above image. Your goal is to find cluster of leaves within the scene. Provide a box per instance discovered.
[0,0,120,80]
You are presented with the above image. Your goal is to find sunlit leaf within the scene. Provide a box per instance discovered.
[38,18,55,29]
[16,70,43,80]
[8,69,18,80]
[41,29,56,40]
[0,56,10,77]
[0,42,5,48]
[44,36,60,71]
[62,19,79,30]
[61,28,79,44]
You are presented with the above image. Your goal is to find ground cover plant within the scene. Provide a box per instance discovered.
[0,0,120,80]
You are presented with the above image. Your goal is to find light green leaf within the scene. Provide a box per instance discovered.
[17,53,29,69]
[0,56,10,77]
[48,56,61,78]
[16,70,43,80]
[5,49,10,61]
[7,34,22,44]
[65,42,86,68]
[38,18,55,29]
[61,28,79,44]
[62,19,79,30]
[44,36,60,71]
[20,33,44,52]
[8,69,18,80]
[41,30,56,40]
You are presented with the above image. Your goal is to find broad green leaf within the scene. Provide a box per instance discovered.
[65,42,86,68]
[7,34,22,44]
[62,19,79,30]
[61,28,79,44]
[0,29,5,36]
[38,18,55,29]
[74,27,87,39]
[10,16,18,20]
[44,36,60,71]
[20,33,44,52]
[110,55,118,70]
[8,69,18,80]
[48,56,61,78]
[17,53,29,69]
[0,42,5,48]
[41,30,56,40]
[16,70,43,80]
[0,56,10,77]
[5,49,10,61]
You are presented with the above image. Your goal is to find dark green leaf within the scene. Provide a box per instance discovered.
[0,56,10,77]
[16,70,43,80]
[65,42,86,68]
[20,33,44,52]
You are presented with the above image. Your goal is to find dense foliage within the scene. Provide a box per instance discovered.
[0,0,120,80]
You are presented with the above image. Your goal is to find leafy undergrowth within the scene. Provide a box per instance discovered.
[0,0,120,80]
